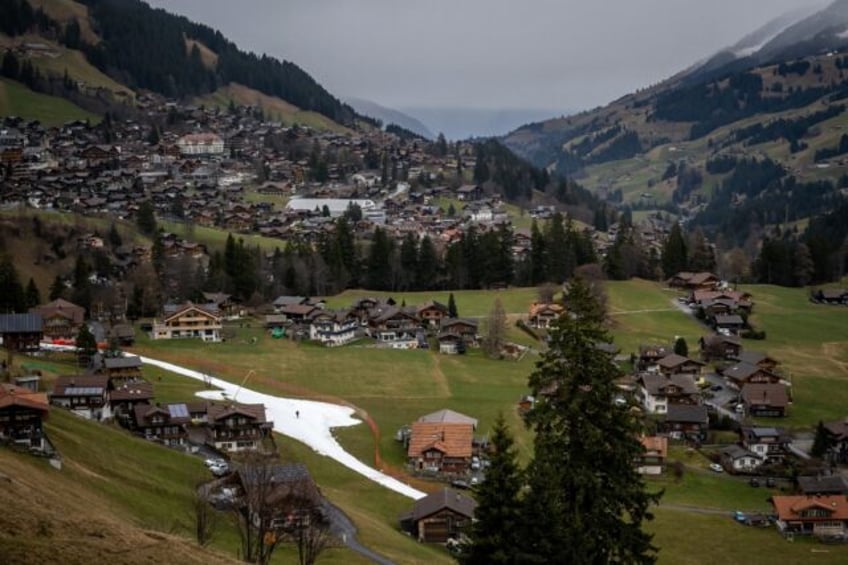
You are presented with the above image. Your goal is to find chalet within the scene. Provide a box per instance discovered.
[0,383,51,453]
[108,323,136,346]
[79,144,119,163]
[279,303,318,323]
[90,352,143,381]
[0,313,43,353]
[690,289,753,311]
[722,362,782,389]
[438,318,478,343]
[220,463,323,534]
[798,475,848,496]
[660,404,708,441]
[417,301,449,327]
[527,302,564,329]
[721,445,764,474]
[206,402,272,452]
[263,315,287,331]
[823,419,848,464]
[203,292,240,318]
[741,383,789,417]
[133,403,191,446]
[713,314,746,334]
[668,271,719,290]
[455,184,483,201]
[738,351,781,371]
[656,354,705,377]
[638,373,700,414]
[636,344,672,371]
[437,332,464,354]
[407,419,474,475]
[772,495,848,537]
[308,309,358,347]
[108,380,154,424]
[50,374,109,420]
[740,426,791,463]
[152,302,222,342]
[399,488,477,543]
[368,307,420,345]
[31,298,85,341]
[637,436,668,475]
[698,334,742,361]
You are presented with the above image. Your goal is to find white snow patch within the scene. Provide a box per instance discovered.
[138,355,427,500]
[40,344,426,500]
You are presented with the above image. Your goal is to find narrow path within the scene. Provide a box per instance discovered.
[324,501,396,565]
[609,307,678,315]
[429,352,451,397]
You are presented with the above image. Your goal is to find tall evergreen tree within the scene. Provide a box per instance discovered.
[447,293,458,318]
[417,236,438,290]
[811,420,835,460]
[49,275,65,301]
[367,227,393,290]
[0,255,25,313]
[136,200,157,236]
[529,220,547,284]
[24,278,40,309]
[462,414,523,565]
[75,323,97,368]
[521,276,661,563]
[662,223,688,278]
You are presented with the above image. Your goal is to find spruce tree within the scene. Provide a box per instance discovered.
[661,223,688,278]
[463,414,523,565]
[447,293,458,318]
[75,324,98,368]
[24,278,40,309]
[811,420,835,460]
[673,336,688,358]
[521,276,661,563]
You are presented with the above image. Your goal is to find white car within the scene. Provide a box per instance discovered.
[204,457,226,468]
[709,463,724,473]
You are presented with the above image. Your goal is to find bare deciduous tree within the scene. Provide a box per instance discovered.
[484,298,507,358]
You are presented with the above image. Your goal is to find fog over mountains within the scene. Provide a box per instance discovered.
[399,106,575,141]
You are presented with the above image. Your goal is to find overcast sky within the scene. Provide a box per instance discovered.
[146,0,827,112]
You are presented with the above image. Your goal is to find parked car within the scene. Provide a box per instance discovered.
[709,463,724,473]
[749,478,760,487]
[204,457,226,468]
[209,462,230,476]
[710,384,723,392]
[450,479,470,490]
[470,456,481,471]
[765,477,776,488]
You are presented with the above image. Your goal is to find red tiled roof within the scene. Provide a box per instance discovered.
[407,422,473,458]
[772,495,848,521]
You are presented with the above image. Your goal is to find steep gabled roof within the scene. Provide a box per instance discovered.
[772,495,848,521]
[0,383,49,413]
[399,488,477,523]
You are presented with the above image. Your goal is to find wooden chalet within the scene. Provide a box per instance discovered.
[407,419,474,476]
[108,380,154,424]
[417,301,449,327]
[668,271,719,290]
[206,402,272,452]
[636,344,671,371]
[740,426,791,463]
[438,318,478,342]
[0,383,51,453]
[527,302,564,329]
[698,334,742,361]
[133,403,191,446]
[50,374,109,420]
[656,353,705,377]
[0,313,43,353]
[722,362,782,388]
[660,404,708,441]
[31,298,85,341]
[152,302,222,342]
[90,352,143,381]
[638,373,700,414]
[368,306,420,344]
[772,495,848,537]
[399,488,477,543]
[741,383,789,417]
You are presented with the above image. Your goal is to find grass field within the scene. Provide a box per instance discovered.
[158,219,286,253]
[0,78,98,126]
[13,279,848,563]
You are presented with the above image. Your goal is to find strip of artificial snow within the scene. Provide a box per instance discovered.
[137,355,427,500]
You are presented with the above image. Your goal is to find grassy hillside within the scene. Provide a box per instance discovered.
[29,0,100,45]
[0,77,98,125]
[197,83,352,134]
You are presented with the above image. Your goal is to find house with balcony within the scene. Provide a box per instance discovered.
[772,495,848,537]
[367,306,420,347]
[151,302,222,342]
[30,298,85,341]
[407,412,475,477]
[740,426,791,463]
[133,403,191,446]
[638,373,701,414]
[50,374,109,420]
[206,402,273,452]
[308,309,358,347]
[0,383,52,454]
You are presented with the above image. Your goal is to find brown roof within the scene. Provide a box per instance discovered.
[657,353,704,369]
[109,381,155,402]
[31,298,85,324]
[52,375,109,397]
[741,383,789,408]
[399,488,477,523]
[207,402,267,424]
[771,495,848,521]
[163,302,221,323]
[0,383,49,413]
[528,302,564,318]
[407,422,473,458]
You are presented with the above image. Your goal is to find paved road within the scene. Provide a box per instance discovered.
[324,501,396,565]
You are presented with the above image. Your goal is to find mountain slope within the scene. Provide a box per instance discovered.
[0,77,98,125]
[346,97,434,139]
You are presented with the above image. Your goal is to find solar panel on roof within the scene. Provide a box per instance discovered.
[168,403,189,418]
[65,387,103,396]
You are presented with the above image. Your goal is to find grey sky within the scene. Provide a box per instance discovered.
[147,0,826,112]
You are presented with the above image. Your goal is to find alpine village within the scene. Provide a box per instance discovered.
[1,1,848,564]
